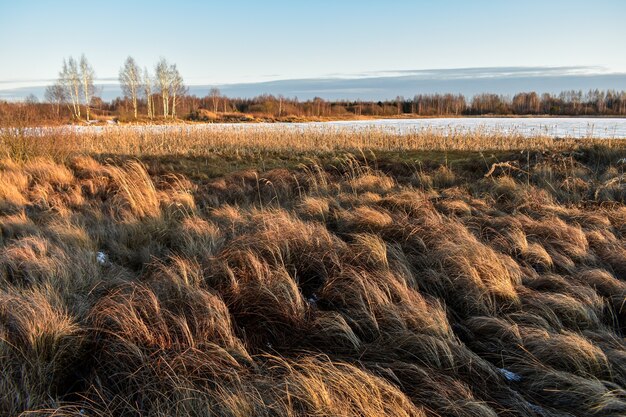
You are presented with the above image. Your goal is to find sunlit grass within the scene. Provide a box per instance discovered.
[1,128,626,416]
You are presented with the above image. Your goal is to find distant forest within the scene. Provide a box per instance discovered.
[3,88,626,126]
[3,89,626,126]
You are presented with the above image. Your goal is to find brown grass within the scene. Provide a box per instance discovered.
[1,131,626,416]
[2,126,626,163]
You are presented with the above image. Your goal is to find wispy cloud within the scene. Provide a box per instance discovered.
[2,66,626,101]
[3,66,613,91]
[0,77,119,91]
[186,66,616,85]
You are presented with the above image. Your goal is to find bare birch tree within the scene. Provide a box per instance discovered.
[119,56,141,119]
[209,87,221,113]
[278,94,284,117]
[79,54,95,121]
[60,57,81,119]
[44,81,66,118]
[143,67,154,119]
[170,65,186,118]
[155,58,172,117]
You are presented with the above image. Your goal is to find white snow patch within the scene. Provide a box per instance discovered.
[96,251,109,266]
[306,293,319,306]
[499,368,522,382]
[7,117,626,139]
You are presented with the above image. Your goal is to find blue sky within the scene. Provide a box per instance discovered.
[1,0,625,94]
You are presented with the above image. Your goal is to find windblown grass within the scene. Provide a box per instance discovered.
[1,129,626,416]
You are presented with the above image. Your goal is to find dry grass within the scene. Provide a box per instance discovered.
[1,129,626,416]
[2,126,626,163]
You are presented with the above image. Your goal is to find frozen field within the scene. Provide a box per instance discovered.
[12,117,626,139]
[319,117,626,138]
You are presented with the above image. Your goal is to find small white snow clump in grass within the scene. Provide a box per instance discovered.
[499,368,522,382]
[96,251,109,266]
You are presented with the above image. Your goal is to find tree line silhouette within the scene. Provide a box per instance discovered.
[4,89,626,126]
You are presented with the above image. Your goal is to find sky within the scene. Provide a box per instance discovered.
[1,0,626,99]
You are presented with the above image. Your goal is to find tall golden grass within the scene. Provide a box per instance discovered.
[1,129,626,416]
[2,126,626,162]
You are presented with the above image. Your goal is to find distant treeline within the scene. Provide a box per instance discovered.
[2,89,626,126]
[173,89,626,118]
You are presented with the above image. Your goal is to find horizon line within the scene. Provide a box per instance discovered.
[1,65,624,92]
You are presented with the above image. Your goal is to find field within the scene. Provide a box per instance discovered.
[1,128,626,416]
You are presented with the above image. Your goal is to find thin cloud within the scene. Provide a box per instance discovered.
[2,66,626,101]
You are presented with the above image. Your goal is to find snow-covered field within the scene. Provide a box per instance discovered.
[10,117,626,139]
[319,117,626,138]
